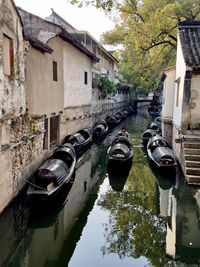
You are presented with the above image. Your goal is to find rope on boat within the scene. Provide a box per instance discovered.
[23,176,48,191]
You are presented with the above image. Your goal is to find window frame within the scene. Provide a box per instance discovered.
[3,34,14,77]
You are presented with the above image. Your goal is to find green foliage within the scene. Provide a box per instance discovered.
[69,0,200,96]
[99,76,116,96]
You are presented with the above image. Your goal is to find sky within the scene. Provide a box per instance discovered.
[14,0,115,43]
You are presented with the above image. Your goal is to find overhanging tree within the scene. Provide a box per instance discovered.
[69,0,200,94]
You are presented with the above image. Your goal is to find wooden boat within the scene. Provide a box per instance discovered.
[147,135,177,168]
[107,136,133,163]
[106,115,120,127]
[63,127,93,155]
[147,121,161,134]
[142,128,158,143]
[92,120,108,139]
[27,143,76,200]
[114,113,122,122]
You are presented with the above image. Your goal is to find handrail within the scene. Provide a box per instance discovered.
[0,130,45,155]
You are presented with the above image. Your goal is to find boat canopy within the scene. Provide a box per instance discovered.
[94,120,107,128]
[147,122,161,131]
[52,145,76,166]
[109,143,130,157]
[148,136,169,149]
[142,129,157,139]
[152,147,175,162]
[93,124,105,133]
[36,159,69,185]
[66,133,86,144]
[112,136,131,148]
[78,128,92,138]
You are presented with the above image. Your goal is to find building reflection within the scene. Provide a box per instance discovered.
[0,141,109,267]
[155,168,200,264]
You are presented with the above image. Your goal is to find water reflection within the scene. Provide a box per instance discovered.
[0,111,200,266]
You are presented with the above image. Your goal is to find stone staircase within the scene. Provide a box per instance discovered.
[184,134,200,185]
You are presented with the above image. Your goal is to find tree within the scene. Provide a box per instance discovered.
[69,0,200,94]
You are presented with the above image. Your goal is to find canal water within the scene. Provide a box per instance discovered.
[1,110,200,267]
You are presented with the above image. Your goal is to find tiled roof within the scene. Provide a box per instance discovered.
[24,35,54,54]
[178,21,200,67]
[50,8,76,30]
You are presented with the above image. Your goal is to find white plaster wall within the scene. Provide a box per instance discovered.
[173,35,186,128]
[63,43,92,108]
[162,69,176,119]
[27,37,64,116]
[0,0,26,119]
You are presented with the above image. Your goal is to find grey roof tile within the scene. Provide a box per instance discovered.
[178,21,200,66]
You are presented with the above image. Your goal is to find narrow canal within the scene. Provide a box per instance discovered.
[1,110,200,267]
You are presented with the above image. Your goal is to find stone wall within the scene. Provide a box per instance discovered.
[0,0,26,119]
[0,114,50,213]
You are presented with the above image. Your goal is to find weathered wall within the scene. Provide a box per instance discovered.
[0,114,50,213]
[0,0,26,119]
[189,74,200,129]
[26,37,64,117]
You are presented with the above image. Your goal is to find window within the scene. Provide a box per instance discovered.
[3,34,14,76]
[50,116,59,148]
[175,77,180,107]
[53,61,58,81]
[84,71,88,85]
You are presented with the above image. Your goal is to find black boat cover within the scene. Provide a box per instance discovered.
[78,128,92,138]
[93,124,105,133]
[106,115,117,123]
[112,136,131,148]
[36,159,69,185]
[109,143,130,158]
[94,120,107,128]
[152,147,176,163]
[68,133,86,144]
[142,129,157,139]
[147,122,161,131]
[55,145,76,158]
[148,135,169,149]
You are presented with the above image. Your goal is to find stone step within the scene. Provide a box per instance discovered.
[184,135,200,142]
[185,155,200,161]
[184,148,200,155]
[184,142,200,149]
[186,168,200,176]
[186,175,200,185]
[185,161,200,168]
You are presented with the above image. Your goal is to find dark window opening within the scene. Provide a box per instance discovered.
[84,71,88,85]
[50,116,59,148]
[53,61,58,81]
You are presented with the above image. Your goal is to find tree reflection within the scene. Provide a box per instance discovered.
[98,157,177,267]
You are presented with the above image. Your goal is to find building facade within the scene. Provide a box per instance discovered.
[162,21,200,184]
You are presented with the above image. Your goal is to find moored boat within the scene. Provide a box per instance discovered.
[63,127,93,156]
[147,121,161,134]
[142,128,158,144]
[106,115,120,127]
[147,135,177,169]
[107,135,133,163]
[92,120,108,139]
[27,143,76,200]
